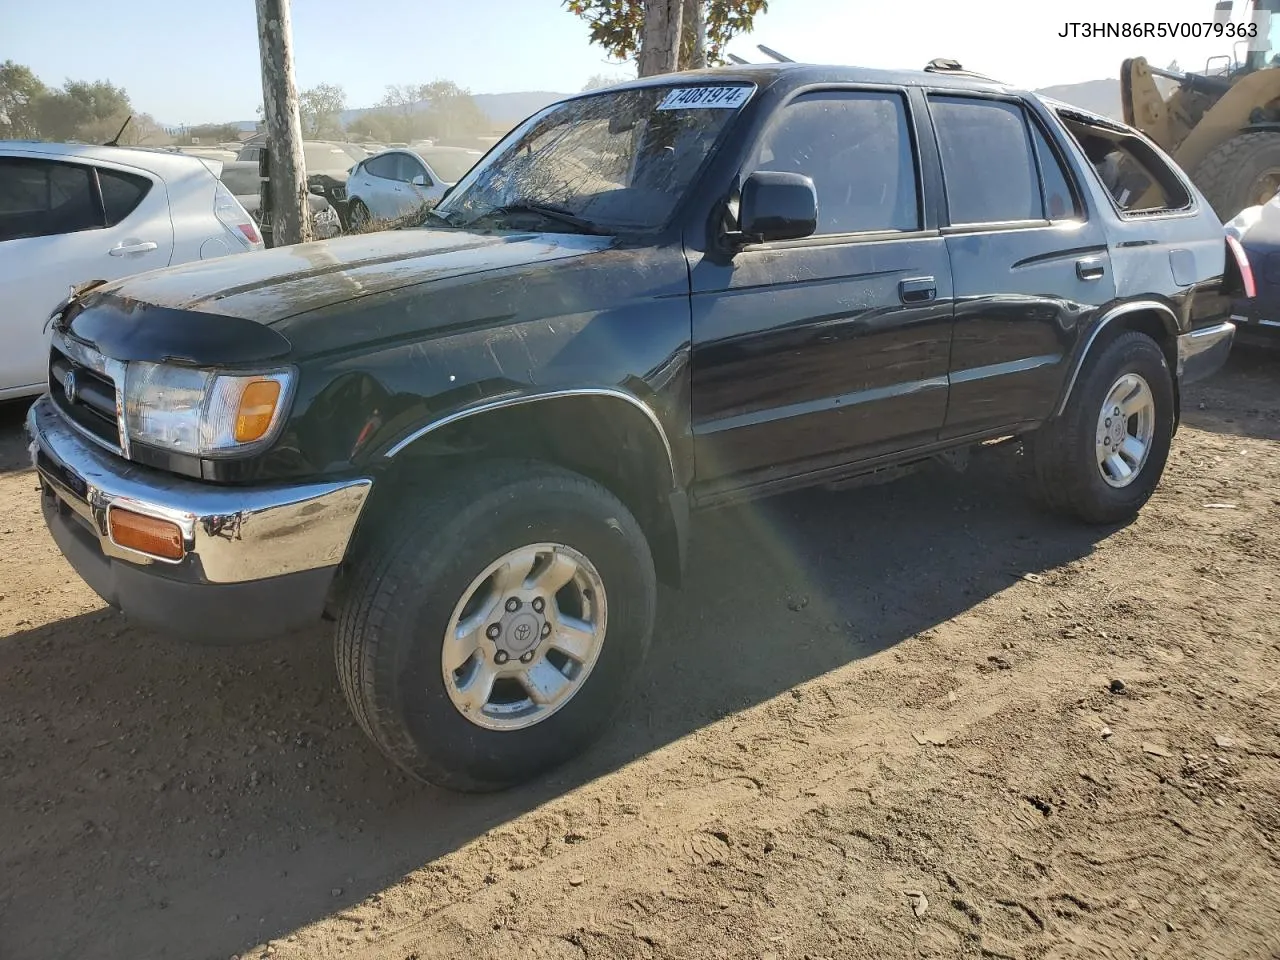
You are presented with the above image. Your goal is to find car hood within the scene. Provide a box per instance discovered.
[66,229,615,365]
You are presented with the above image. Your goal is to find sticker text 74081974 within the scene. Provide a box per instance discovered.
[656,85,754,110]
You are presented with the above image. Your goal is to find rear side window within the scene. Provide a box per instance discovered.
[365,154,398,179]
[98,168,152,226]
[1060,117,1192,216]
[0,158,99,241]
[750,90,919,235]
[929,96,1041,225]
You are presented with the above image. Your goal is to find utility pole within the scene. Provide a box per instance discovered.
[638,0,684,77]
[255,0,311,245]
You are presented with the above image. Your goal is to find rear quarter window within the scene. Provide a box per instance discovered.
[1057,115,1192,216]
[97,168,152,226]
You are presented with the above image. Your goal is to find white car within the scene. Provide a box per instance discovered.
[0,142,263,400]
[345,146,484,227]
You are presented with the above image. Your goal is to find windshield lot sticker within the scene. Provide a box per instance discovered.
[657,85,753,110]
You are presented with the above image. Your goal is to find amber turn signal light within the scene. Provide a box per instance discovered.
[234,379,282,443]
[108,507,184,561]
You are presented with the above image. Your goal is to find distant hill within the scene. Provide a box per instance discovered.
[1033,79,1123,120]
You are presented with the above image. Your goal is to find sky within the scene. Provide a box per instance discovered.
[0,0,1265,125]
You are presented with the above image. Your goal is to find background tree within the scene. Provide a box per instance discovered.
[0,60,47,139]
[582,72,633,91]
[564,0,767,72]
[638,0,683,76]
[35,78,132,141]
[298,82,346,138]
[365,81,489,142]
[185,123,246,144]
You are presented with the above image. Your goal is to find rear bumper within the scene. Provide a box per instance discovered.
[27,395,372,642]
[1176,321,1236,386]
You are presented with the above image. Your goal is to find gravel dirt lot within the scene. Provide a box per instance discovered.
[1,350,1278,960]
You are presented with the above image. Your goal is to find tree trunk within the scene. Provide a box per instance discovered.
[638,0,684,78]
[681,0,707,70]
[255,0,311,246]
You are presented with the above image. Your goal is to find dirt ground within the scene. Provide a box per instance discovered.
[1,350,1278,960]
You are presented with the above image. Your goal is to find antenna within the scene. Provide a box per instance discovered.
[104,114,132,147]
[727,53,750,64]
[757,44,794,63]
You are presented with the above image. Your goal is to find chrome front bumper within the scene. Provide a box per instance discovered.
[1176,320,1236,387]
[27,395,372,639]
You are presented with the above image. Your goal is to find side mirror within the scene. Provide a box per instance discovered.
[734,170,817,244]
[412,174,428,187]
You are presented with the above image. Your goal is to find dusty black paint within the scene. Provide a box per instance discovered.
[53,64,1235,506]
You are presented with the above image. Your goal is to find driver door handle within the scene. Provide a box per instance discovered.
[109,240,158,256]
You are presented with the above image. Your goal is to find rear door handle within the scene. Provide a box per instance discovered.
[109,240,158,256]
[1076,257,1106,280]
[899,276,936,303]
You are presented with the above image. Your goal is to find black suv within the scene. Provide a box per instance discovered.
[28,64,1242,792]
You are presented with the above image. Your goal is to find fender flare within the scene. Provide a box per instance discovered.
[382,386,679,491]
[1053,300,1180,417]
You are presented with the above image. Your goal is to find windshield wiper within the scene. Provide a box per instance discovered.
[467,201,608,235]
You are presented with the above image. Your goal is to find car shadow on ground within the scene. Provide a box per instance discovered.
[0,449,1111,960]
[1181,346,1279,441]
[0,399,33,475]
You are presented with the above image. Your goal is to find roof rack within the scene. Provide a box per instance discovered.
[922,57,1005,83]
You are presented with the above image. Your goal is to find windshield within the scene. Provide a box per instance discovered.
[415,148,484,183]
[434,82,755,232]
[303,143,363,174]
[219,164,260,197]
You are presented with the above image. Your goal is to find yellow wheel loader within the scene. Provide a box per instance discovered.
[1122,0,1280,220]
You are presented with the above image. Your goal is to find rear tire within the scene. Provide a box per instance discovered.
[1026,331,1175,525]
[335,461,656,792]
[1191,131,1280,222]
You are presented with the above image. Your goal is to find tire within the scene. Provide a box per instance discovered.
[1191,131,1280,222]
[347,199,372,233]
[1026,331,1175,525]
[335,460,657,792]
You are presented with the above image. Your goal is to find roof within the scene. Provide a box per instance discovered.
[593,62,1021,97]
[0,140,221,176]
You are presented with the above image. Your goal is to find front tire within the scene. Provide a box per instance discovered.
[335,461,657,792]
[1027,331,1175,524]
[347,199,372,232]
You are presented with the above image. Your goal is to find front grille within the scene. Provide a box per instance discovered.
[49,341,122,452]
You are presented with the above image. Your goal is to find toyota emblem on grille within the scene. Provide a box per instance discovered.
[62,370,78,404]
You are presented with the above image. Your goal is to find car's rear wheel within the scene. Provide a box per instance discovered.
[335,461,656,792]
[1026,331,1175,524]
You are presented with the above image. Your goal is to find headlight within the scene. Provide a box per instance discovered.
[124,362,295,457]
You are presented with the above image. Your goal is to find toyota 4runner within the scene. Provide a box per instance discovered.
[27,64,1244,791]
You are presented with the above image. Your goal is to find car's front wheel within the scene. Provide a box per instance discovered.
[1027,331,1175,524]
[335,461,657,792]
[347,199,372,232]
